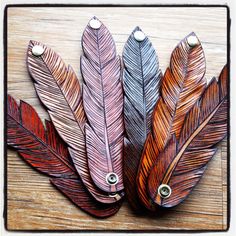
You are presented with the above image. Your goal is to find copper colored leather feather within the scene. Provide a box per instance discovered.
[7,95,122,217]
[27,41,122,203]
[122,27,162,210]
[81,17,124,193]
[148,65,228,208]
[137,32,206,210]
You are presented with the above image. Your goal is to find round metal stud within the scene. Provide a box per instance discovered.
[108,193,121,200]
[187,35,199,47]
[32,45,44,56]
[158,184,171,199]
[134,30,146,42]
[89,18,101,29]
[106,172,119,185]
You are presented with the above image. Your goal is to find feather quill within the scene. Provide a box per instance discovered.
[7,95,121,217]
[148,65,228,207]
[81,17,124,193]
[27,41,122,203]
[122,27,162,210]
[137,32,206,210]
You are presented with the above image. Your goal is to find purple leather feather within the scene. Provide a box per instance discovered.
[81,17,124,193]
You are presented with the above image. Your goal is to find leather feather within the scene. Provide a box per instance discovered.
[51,178,122,218]
[27,41,122,203]
[137,32,206,210]
[7,94,76,178]
[7,95,122,217]
[81,17,124,193]
[122,27,162,210]
[148,65,228,208]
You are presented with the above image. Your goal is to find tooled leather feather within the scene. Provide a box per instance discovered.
[27,41,122,203]
[148,65,228,208]
[137,32,206,210]
[81,17,124,193]
[7,94,76,178]
[51,178,122,218]
[123,27,162,210]
[7,95,121,217]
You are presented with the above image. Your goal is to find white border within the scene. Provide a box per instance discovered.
[1,1,235,235]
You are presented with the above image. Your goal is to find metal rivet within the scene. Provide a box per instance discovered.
[187,35,199,47]
[89,18,101,29]
[32,45,44,56]
[158,184,171,198]
[134,30,146,42]
[108,193,121,200]
[106,172,119,185]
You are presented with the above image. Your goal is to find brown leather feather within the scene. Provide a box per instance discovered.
[137,32,206,210]
[81,17,124,193]
[27,40,123,203]
[148,65,228,208]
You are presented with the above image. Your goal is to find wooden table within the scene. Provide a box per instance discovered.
[6,5,228,231]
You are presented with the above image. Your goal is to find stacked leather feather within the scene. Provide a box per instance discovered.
[7,17,228,218]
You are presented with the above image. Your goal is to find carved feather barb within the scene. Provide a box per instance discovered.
[7,95,121,217]
[81,17,124,193]
[148,65,228,207]
[27,40,123,203]
[122,27,162,210]
[137,32,207,210]
[7,94,77,178]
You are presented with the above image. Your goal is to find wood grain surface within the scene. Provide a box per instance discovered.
[6,6,228,231]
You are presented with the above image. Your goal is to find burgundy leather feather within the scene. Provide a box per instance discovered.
[7,94,76,178]
[81,17,124,193]
[137,32,206,210]
[7,95,122,217]
[27,40,123,203]
[148,65,228,208]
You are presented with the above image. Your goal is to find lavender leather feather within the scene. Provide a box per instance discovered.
[81,17,124,193]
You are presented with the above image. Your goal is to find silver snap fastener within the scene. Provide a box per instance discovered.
[32,45,44,56]
[187,35,199,47]
[134,30,146,42]
[158,184,171,198]
[106,172,119,185]
[89,18,101,29]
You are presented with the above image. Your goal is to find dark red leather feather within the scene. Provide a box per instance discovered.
[51,178,122,218]
[7,94,76,178]
[148,65,228,208]
[7,95,122,217]
[27,40,123,203]
[81,17,124,193]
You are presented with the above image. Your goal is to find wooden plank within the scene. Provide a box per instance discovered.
[6,6,228,231]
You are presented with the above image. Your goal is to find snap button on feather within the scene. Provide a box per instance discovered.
[32,45,44,56]
[106,173,119,185]
[134,31,146,42]
[89,18,101,29]
[158,184,172,198]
